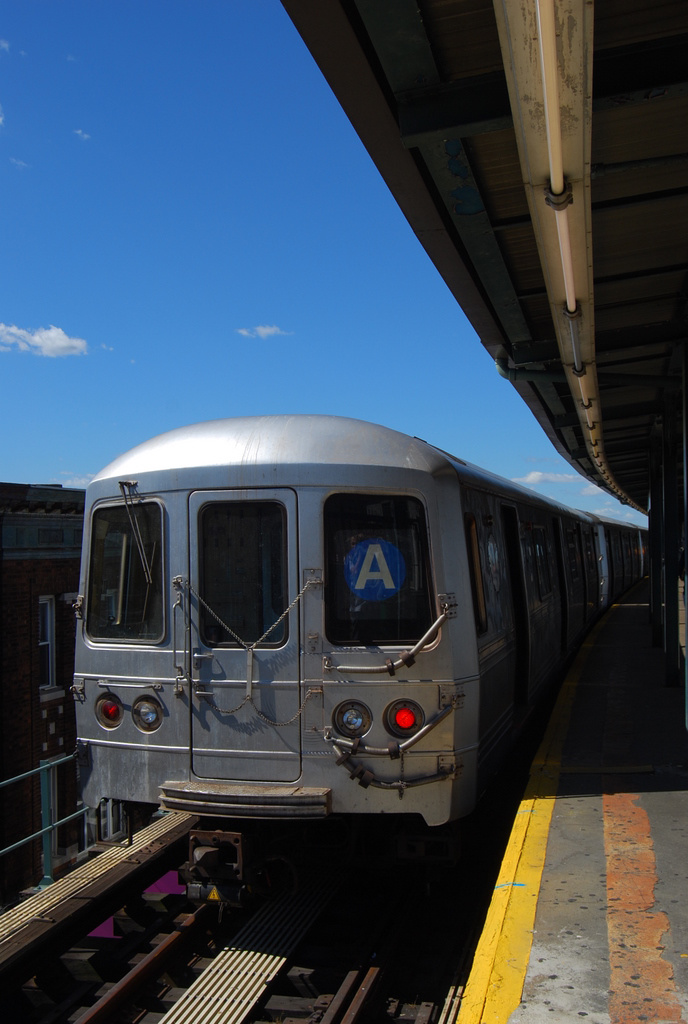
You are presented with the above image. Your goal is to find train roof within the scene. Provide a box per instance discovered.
[92,415,449,481]
[90,415,642,530]
[585,511,646,533]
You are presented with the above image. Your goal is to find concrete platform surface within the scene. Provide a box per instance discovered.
[456,581,688,1024]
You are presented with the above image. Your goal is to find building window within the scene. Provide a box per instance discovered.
[38,596,55,689]
[94,799,125,842]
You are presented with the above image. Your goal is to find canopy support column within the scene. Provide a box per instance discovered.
[663,396,680,686]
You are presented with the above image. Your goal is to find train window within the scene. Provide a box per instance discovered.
[324,494,433,646]
[86,502,163,641]
[532,526,552,598]
[199,502,287,647]
[464,515,488,634]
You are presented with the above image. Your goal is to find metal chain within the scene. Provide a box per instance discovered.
[186,577,315,651]
[192,590,245,646]
[182,577,318,726]
[204,686,318,726]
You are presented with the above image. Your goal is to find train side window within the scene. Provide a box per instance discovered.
[324,494,433,646]
[199,502,287,647]
[464,515,488,634]
[532,526,552,598]
[86,502,164,641]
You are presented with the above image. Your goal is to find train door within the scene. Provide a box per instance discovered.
[501,505,530,703]
[552,517,569,650]
[561,519,586,647]
[187,489,302,782]
[622,532,633,590]
[593,525,610,608]
[608,529,622,600]
[581,526,598,619]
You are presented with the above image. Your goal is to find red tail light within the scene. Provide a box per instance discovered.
[394,707,417,730]
[385,699,424,737]
[96,694,124,729]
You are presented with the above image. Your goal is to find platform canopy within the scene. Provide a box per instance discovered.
[281,0,687,516]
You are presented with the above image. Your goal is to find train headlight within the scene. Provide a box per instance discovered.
[333,700,371,738]
[384,699,424,737]
[95,694,124,729]
[132,695,164,732]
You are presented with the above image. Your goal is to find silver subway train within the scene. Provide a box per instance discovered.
[73,416,645,884]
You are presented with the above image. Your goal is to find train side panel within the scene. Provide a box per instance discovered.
[459,485,518,788]
[455,481,569,789]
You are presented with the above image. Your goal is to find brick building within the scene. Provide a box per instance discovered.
[0,483,85,903]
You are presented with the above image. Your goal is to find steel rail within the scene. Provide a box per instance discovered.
[73,903,212,1024]
[340,966,380,1024]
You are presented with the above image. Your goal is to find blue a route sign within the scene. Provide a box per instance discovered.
[344,538,406,601]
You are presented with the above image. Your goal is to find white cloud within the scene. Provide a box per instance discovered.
[10,157,28,169]
[512,470,578,486]
[0,40,9,53]
[236,324,291,340]
[0,103,4,128]
[74,128,90,141]
[59,473,94,488]
[0,323,88,357]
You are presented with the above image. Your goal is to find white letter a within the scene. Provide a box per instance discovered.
[354,544,395,590]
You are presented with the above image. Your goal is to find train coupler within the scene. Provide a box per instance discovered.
[186,880,251,908]
[180,828,248,907]
[181,827,298,906]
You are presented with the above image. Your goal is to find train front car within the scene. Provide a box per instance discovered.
[73,416,480,890]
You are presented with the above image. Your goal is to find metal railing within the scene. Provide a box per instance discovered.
[0,752,88,888]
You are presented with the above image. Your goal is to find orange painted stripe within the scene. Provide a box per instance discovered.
[603,791,685,1024]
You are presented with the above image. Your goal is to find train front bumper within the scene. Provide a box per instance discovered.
[160,780,332,818]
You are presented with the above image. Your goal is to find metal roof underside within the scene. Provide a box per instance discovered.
[281,0,688,514]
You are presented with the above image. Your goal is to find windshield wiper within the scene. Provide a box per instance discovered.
[119,481,153,585]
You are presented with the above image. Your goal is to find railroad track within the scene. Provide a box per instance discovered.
[4,841,468,1024]
[1,727,539,1024]
[10,868,347,1023]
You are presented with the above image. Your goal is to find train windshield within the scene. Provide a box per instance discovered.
[325,493,434,645]
[199,501,288,647]
[86,501,163,641]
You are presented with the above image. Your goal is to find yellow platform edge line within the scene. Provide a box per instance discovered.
[455,609,614,1024]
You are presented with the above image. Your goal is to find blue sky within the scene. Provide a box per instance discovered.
[0,1,646,526]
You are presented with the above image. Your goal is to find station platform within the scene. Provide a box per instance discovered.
[455,580,688,1024]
